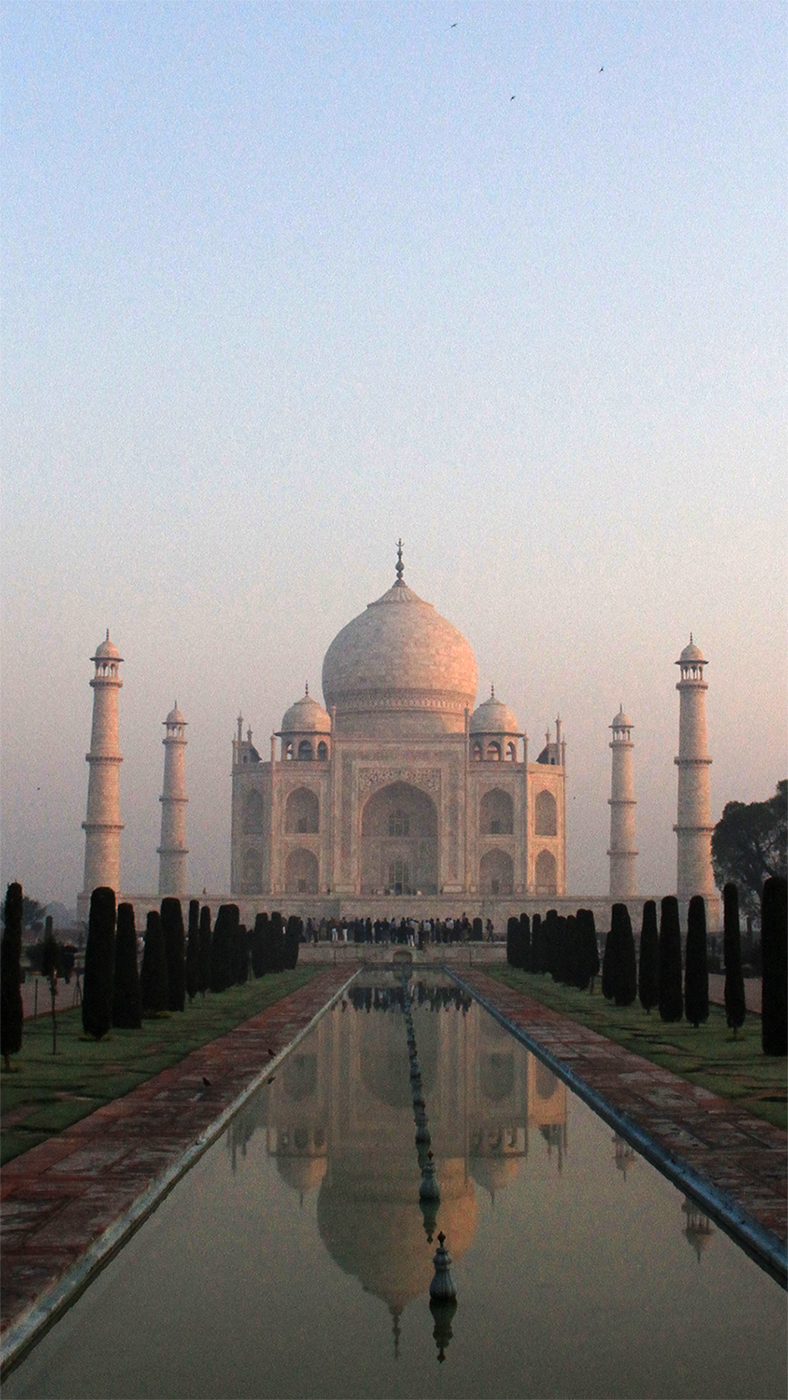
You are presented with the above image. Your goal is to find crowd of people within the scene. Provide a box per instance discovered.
[302,914,498,947]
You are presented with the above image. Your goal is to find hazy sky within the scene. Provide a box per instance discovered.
[2,1,785,911]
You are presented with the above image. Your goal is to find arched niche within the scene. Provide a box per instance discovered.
[243,788,264,834]
[534,788,557,836]
[479,788,514,836]
[285,848,319,893]
[534,848,557,895]
[360,781,438,896]
[479,848,513,896]
[242,848,262,892]
[298,739,313,761]
[285,787,319,834]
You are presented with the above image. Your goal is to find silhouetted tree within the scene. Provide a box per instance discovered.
[250,913,267,978]
[658,896,683,1023]
[638,900,659,1013]
[82,887,116,1039]
[506,916,520,968]
[160,898,186,1012]
[601,921,617,1001]
[519,913,531,971]
[761,876,787,1056]
[530,913,544,973]
[284,915,302,969]
[112,902,142,1029]
[684,895,709,1027]
[211,906,237,991]
[712,781,787,916]
[198,906,212,995]
[234,923,250,984]
[140,910,168,1014]
[269,912,286,973]
[1,883,24,1069]
[612,903,637,1006]
[577,909,600,991]
[722,883,745,1038]
[42,915,62,1054]
[185,900,200,1002]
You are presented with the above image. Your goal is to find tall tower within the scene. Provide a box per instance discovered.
[674,636,715,900]
[158,703,189,896]
[81,631,124,901]
[607,706,637,898]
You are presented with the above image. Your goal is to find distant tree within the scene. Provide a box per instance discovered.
[140,910,169,1015]
[112,903,142,1029]
[506,916,520,968]
[210,906,234,992]
[611,904,637,1006]
[284,915,302,970]
[471,916,483,943]
[82,887,116,1040]
[198,906,212,996]
[234,923,250,984]
[519,913,531,972]
[601,919,617,1001]
[185,900,200,1003]
[638,901,659,1013]
[42,915,62,1055]
[1,883,24,1069]
[160,899,186,1012]
[269,912,286,973]
[22,897,46,937]
[712,781,787,916]
[658,896,683,1023]
[250,913,267,978]
[684,895,709,1028]
[761,877,787,1056]
[576,909,599,991]
[530,913,544,974]
[722,883,746,1038]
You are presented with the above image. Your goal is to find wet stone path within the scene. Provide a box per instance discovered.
[457,970,787,1259]
[1,968,350,1357]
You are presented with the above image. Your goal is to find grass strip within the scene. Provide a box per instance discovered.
[485,967,787,1131]
[0,967,320,1165]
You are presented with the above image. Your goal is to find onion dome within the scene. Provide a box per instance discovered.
[92,629,122,661]
[678,634,706,665]
[321,545,477,737]
[281,685,331,734]
[470,687,520,735]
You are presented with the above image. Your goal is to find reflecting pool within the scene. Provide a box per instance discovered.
[6,972,786,1399]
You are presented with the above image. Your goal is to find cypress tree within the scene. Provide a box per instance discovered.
[684,895,709,1028]
[285,915,302,970]
[250,912,267,978]
[211,906,235,991]
[1,882,24,1069]
[506,916,520,967]
[761,876,787,1056]
[198,906,212,995]
[112,902,142,1029]
[42,915,62,1055]
[638,900,659,1014]
[140,910,169,1015]
[530,913,543,973]
[658,896,683,1023]
[519,913,531,971]
[82,887,116,1039]
[612,903,637,1006]
[269,912,286,973]
[234,923,250,984]
[577,909,600,991]
[185,900,200,1002]
[565,915,582,987]
[544,910,559,979]
[472,916,483,942]
[160,898,186,1012]
[722,883,746,1038]
[601,920,617,1001]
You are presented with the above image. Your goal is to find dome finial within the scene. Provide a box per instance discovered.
[396,538,404,582]
[305,681,309,696]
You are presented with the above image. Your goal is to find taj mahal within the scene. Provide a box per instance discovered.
[77,544,718,928]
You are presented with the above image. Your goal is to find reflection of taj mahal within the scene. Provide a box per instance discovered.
[231,547,566,904]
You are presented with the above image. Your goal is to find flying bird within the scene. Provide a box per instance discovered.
[511,94,516,100]
[451,21,457,26]
[599,66,604,72]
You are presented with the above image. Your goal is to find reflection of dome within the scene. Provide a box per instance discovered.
[470,690,520,735]
[317,1158,477,1313]
[281,688,331,734]
[469,1154,520,1199]
[322,567,477,737]
[276,1154,328,1194]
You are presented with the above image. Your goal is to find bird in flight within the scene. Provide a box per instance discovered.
[599,66,604,72]
[451,21,457,26]
[511,94,516,100]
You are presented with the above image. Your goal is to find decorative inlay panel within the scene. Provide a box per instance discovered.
[357,767,441,797]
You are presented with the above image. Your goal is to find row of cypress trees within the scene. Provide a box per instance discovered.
[505,879,786,1055]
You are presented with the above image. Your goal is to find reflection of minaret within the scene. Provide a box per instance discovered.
[158,703,189,896]
[81,631,124,901]
[608,707,637,898]
[681,1197,714,1261]
[612,1132,637,1178]
[674,637,715,900]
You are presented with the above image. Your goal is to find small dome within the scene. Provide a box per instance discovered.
[470,689,520,735]
[93,630,121,661]
[281,688,331,734]
[166,703,186,725]
[678,635,706,664]
[610,706,632,729]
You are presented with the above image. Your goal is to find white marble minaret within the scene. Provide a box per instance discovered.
[674,636,715,901]
[81,631,124,903]
[607,705,637,898]
[157,703,189,896]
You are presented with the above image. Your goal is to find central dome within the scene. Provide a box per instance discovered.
[322,567,477,738]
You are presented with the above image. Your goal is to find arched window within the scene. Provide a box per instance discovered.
[479,849,514,896]
[506,742,517,762]
[317,740,328,760]
[479,789,514,836]
[389,809,410,837]
[535,849,557,895]
[534,789,557,836]
[486,741,501,761]
[285,848,319,893]
[243,788,264,834]
[298,740,313,761]
[471,742,482,761]
[284,741,294,761]
[285,787,319,834]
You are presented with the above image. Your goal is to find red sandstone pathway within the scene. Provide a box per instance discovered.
[460,970,786,1254]
[1,967,350,1358]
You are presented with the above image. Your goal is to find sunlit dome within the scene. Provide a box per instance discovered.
[470,689,520,735]
[166,703,186,725]
[93,630,121,660]
[610,706,631,729]
[281,687,331,734]
[678,635,706,664]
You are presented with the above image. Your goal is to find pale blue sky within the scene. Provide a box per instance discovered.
[2,1,785,908]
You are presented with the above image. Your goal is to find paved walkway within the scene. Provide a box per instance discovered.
[456,969,786,1268]
[1,966,350,1367]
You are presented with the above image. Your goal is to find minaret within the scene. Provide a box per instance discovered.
[157,702,189,896]
[607,706,637,898]
[674,636,715,900]
[81,631,124,901]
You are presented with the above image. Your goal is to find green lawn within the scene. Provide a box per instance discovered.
[485,967,787,1132]
[0,968,320,1165]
